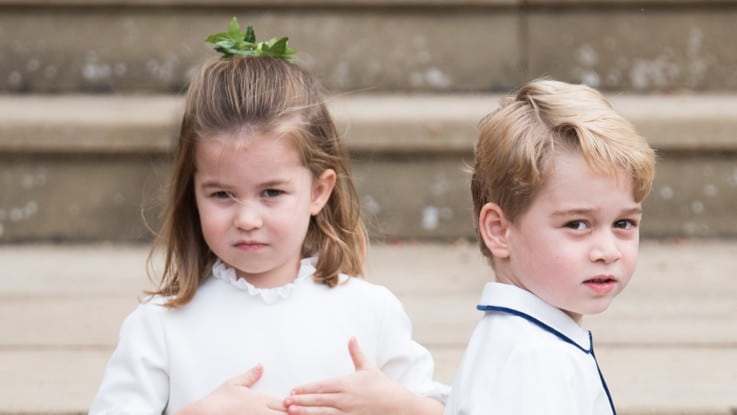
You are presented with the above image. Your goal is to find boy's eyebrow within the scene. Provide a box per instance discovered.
[620,207,643,215]
[550,208,593,217]
[551,206,643,217]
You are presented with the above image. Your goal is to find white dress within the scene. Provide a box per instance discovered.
[90,257,448,414]
[444,282,615,415]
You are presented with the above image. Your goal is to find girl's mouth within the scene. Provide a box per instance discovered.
[234,241,266,251]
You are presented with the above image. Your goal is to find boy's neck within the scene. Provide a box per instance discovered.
[493,274,584,325]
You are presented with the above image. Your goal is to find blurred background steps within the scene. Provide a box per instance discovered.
[2,241,737,415]
[1,2,736,415]
[2,93,737,242]
[0,94,737,242]
[3,0,737,94]
[1,0,737,243]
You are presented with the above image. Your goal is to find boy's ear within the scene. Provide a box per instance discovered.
[310,169,337,215]
[479,203,511,259]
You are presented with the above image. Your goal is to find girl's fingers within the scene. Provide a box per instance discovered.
[285,402,342,415]
[267,396,290,412]
[230,363,264,388]
[285,392,342,408]
[284,395,343,415]
[290,378,344,395]
[347,337,371,371]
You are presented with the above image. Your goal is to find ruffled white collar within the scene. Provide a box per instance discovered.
[211,257,316,305]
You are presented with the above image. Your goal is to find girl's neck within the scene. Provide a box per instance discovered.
[234,258,301,289]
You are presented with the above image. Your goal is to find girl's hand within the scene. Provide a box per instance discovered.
[284,338,443,415]
[175,364,288,415]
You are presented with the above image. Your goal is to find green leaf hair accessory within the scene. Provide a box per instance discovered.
[205,17,297,61]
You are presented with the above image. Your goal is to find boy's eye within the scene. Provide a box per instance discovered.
[614,219,637,229]
[565,220,588,231]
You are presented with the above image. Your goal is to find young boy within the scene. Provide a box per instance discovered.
[444,79,655,415]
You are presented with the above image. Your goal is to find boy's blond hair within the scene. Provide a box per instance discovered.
[471,79,656,261]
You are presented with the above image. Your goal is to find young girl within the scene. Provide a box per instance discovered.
[89,20,447,415]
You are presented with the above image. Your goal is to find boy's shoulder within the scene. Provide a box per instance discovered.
[470,312,594,386]
[482,313,583,353]
[477,283,592,351]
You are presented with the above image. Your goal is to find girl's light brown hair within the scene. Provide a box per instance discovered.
[471,79,656,261]
[148,56,368,308]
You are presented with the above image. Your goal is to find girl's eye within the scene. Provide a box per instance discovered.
[212,191,233,200]
[262,189,284,198]
[614,219,637,229]
[565,220,588,231]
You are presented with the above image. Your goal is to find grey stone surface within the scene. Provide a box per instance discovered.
[0,0,521,5]
[0,153,169,242]
[353,156,474,241]
[0,240,736,414]
[527,7,737,92]
[0,9,519,93]
[645,155,737,238]
[0,95,180,153]
[3,2,737,93]
[1,93,736,242]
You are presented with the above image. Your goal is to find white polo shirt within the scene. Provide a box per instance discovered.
[444,282,615,415]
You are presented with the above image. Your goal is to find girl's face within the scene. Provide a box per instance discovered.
[483,151,642,323]
[194,132,335,288]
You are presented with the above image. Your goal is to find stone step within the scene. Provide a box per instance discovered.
[1,240,736,414]
[2,1,737,93]
[2,93,737,242]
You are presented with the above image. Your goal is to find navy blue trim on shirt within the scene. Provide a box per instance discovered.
[477,304,616,414]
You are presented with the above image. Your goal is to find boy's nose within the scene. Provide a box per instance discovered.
[589,231,622,263]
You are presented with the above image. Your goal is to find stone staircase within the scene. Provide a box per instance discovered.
[2,0,737,243]
[1,2,737,415]
[2,241,736,415]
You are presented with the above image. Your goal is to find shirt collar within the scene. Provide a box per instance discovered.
[477,282,592,352]
[210,257,316,305]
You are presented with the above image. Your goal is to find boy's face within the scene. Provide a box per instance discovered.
[500,151,642,323]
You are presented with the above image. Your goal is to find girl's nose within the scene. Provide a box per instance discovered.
[233,203,263,231]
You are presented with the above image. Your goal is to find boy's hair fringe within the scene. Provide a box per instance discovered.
[147,56,368,308]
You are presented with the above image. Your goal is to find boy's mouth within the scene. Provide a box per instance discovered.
[583,275,617,293]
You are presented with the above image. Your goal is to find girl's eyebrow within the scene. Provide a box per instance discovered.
[259,179,292,188]
[199,180,231,190]
[199,179,292,189]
